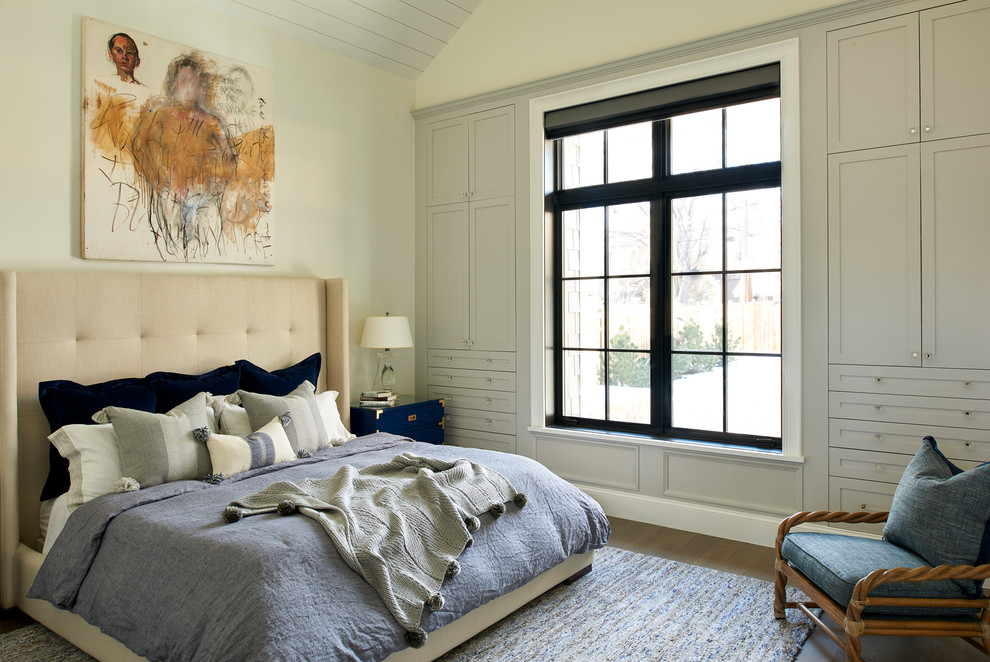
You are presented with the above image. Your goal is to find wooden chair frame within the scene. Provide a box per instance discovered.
[773,510,990,662]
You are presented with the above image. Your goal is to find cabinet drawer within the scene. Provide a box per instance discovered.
[829,391,990,429]
[445,428,516,454]
[427,366,516,392]
[427,348,516,372]
[828,419,990,463]
[444,406,516,435]
[829,365,990,399]
[427,385,516,413]
[829,448,913,484]
[828,477,895,534]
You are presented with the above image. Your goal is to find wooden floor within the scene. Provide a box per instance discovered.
[608,516,989,662]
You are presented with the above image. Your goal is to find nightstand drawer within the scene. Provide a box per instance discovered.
[350,397,444,444]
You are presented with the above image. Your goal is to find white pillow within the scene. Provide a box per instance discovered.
[210,397,253,437]
[317,390,356,446]
[48,423,123,512]
[205,416,296,478]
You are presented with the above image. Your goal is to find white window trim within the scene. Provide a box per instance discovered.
[528,38,803,458]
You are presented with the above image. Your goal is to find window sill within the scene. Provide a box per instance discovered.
[527,424,805,464]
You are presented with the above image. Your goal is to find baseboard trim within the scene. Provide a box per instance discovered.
[581,485,865,548]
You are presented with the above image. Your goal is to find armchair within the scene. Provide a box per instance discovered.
[773,438,990,662]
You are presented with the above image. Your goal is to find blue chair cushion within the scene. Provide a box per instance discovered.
[782,532,981,620]
[884,436,990,595]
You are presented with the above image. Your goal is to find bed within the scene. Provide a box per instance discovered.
[0,271,609,661]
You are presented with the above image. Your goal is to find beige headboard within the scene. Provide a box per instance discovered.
[0,271,350,608]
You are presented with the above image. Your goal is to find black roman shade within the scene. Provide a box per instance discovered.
[544,63,780,139]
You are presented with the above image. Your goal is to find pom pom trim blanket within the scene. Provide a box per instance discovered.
[226,452,527,646]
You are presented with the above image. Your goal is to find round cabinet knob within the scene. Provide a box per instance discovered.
[964,411,973,418]
[874,464,883,472]
[485,397,493,405]
[873,433,882,440]
[873,405,882,412]
[874,377,883,383]
[860,503,868,510]
[963,381,973,388]
[924,125,932,133]
[445,375,453,382]
[445,355,453,362]
[485,418,493,426]
[924,352,933,359]
[911,352,919,358]
[964,442,973,448]
[910,127,918,135]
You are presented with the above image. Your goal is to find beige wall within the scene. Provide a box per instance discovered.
[0,0,418,395]
[415,0,852,108]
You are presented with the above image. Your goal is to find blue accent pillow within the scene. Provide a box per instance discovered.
[37,378,157,501]
[146,364,240,413]
[883,436,990,595]
[236,353,322,397]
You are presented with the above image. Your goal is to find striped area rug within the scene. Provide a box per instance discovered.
[0,546,815,662]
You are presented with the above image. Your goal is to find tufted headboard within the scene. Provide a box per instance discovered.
[0,271,350,608]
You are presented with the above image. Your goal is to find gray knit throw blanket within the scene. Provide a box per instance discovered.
[223,452,528,648]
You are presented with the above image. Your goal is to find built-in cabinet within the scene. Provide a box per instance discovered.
[826,0,990,524]
[422,105,518,453]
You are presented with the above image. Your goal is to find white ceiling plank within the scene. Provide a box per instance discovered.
[185,0,481,79]
[234,0,436,67]
[348,0,459,42]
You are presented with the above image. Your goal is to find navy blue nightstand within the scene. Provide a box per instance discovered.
[350,395,444,444]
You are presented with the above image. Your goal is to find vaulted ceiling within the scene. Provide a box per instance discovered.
[188,0,483,79]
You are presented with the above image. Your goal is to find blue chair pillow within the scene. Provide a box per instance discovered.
[883,436,990,595]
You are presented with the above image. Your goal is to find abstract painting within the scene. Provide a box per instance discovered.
[82,18,275,264]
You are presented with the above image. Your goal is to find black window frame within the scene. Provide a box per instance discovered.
[547,86,783,452]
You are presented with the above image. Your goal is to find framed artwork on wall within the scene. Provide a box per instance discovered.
[82,17,275,265]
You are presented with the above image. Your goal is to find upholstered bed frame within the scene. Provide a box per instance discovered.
[0,270,589,661]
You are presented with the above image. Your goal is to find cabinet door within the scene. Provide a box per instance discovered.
[470,197,515,351]
[828,147,921,366]
[921,0,990,141]
[426,117,468,206]
[469,106,515,201]
[921,135,990,369]
[428,204,470,349]
[826,14,919,152]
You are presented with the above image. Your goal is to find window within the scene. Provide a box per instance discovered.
[547,69,782,450]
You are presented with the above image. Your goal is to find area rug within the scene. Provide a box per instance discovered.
[436,546,817,662]
[0,546,816,662]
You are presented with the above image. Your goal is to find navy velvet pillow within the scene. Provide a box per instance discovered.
[146,364,240,413]
[37,378,157,501]
[235,353,322,397]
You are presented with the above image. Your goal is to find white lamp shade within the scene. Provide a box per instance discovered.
[360,315,413,349]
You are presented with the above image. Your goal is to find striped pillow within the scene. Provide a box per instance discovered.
[205,416,296,478]
[101,392,212,488]
[238,381,329,454]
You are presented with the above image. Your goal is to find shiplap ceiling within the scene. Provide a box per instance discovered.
[188,0,483,79]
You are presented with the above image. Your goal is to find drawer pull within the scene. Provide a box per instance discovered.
[486,397,493,405]
[873,405,882,412]
[874,377,882,384]
[445,415,453,423]
[860,503,868,510]
[445,394,454,401]
[407,414,417,423]
[445,355,453,362]
[963,411,973,418]
[486,358,493,364]
[486,418,493,426]
[486,378,493,383]
[873,464,882,472]
[924,352,933,359]
[965,442,972,448]
[873,433,882,441]
[963,381,972,388]
[445,375,452,382]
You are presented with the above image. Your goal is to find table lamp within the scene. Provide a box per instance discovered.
[360,313,413,393]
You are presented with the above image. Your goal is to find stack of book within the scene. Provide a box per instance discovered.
[359,391,398,407]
